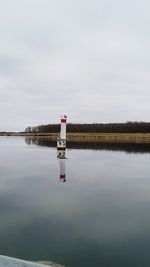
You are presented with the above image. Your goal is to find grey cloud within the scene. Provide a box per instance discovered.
[0,0,150,131]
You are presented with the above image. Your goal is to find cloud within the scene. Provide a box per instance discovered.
[0,0,150,131]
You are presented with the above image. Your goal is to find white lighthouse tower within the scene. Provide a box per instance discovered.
[57,115,67,150]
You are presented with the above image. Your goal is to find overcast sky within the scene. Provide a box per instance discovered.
[0,0,150,131]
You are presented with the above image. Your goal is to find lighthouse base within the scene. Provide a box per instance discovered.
[57,138,66,150]
[57,147,66,150]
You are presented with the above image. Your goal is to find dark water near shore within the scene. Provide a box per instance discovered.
[1,137,150,267]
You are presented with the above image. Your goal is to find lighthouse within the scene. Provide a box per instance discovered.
[57,115,67,150]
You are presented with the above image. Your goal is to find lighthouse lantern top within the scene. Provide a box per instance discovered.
[60,115,67,123]
[61,115,67,119]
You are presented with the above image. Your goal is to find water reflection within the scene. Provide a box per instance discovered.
[25,136,150,154]
[1,137,150,267]
[57,150,67,183]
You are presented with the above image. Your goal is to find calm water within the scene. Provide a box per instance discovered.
[0,137,150,267]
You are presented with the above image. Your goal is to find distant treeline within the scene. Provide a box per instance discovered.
[25,122,150,133]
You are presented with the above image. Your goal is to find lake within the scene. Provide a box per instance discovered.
[0,137,150,267]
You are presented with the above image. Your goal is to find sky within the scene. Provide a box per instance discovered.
[0,0,150,131]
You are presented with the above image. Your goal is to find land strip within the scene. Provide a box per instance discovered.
[1,132,150,143]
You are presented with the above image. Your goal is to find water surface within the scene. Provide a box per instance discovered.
[0,137,150,267]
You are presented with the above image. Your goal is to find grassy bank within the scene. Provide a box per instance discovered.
[1,132,150,143]
[67,133,150,143]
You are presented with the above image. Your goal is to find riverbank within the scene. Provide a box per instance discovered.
[1,132,150,143]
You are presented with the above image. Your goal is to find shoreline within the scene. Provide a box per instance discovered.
[1,132,150,143]
[0,255,64,267]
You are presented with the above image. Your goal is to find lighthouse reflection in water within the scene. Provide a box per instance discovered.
[57,150,67,183]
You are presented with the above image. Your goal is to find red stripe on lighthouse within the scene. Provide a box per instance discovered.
[61,119,67,123]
